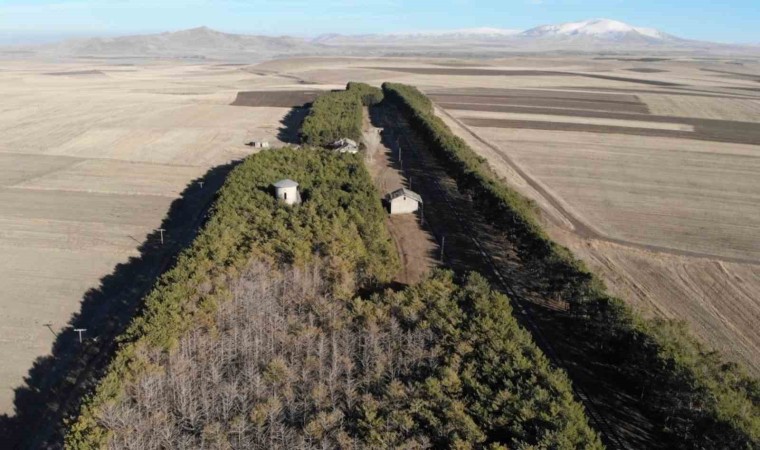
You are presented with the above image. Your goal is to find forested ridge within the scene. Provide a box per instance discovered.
[99,265,602,449]
[382,82,760,449]
[65,148,399,447]
[64,86,605,448]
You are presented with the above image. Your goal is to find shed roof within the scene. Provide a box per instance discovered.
[335,144,359,154]
[329,138,358,148]
[386,188,422,204]
[273,179,299,188]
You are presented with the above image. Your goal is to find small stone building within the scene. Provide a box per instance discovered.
[273,179,301,205]
[386,188,422,215]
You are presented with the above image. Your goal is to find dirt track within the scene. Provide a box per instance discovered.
[362,109,436,285]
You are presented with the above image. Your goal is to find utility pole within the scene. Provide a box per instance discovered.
[198,181,205,189]
[43,323,58,337]
[74,328,87,343]
[157,228,165,245]
[440,236,445,262]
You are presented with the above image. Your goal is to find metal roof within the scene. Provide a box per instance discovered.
[273,179,299,188]
[386,188,422,204]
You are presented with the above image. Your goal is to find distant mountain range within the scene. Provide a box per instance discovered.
[312,19,723,52]
[29,26,322,60]
[6,19,756,60]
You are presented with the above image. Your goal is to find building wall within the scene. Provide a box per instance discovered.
[276,186,299,205]
[390,196,419,214]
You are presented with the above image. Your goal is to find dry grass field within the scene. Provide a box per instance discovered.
[0,60,318,413]
[0,54,758,419]
[409,59,760,374]
[257,54,760,372]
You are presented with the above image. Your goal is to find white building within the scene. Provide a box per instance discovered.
[329,138,359,154]
[273,179,301,205]
[386,188,422,215]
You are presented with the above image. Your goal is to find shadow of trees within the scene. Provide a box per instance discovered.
[0,161,239,449]
[368,101,667,450]
[277,103,312,144]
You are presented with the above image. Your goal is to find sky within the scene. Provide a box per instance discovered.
[0,0,758,44]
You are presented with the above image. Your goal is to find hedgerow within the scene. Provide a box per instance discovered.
[347,81,384,106]
[354,270,603,449]
[65,148,399,448]
[382,82,760,449]
[300,82,383,146]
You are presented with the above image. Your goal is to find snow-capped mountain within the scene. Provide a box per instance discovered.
[519,19,681,44]
[312,19,692,51]
[521,19,672,41]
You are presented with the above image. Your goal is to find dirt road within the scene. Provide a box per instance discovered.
[362,109,436,285]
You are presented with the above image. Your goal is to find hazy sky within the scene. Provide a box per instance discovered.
[1,0,758,44]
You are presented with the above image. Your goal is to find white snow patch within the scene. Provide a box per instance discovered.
[523,19,667,40]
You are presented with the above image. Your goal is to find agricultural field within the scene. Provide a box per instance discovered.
[0,60,323,414]
[409,60,760,374]
[1,53,758,437]
[244,55,760,372]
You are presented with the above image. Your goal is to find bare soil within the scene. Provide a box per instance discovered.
[700,68,760,83]
[459,110,692,130]
[435,106,760,375]
[367,66,685,86]
[456,110,760,146]
[44,70,106,76]
[428,88,645,103]
[429,89,649,113]
[554,85,760,100]
[431,94,650,114]
[626,68,669,73]
[231,89,323,107]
